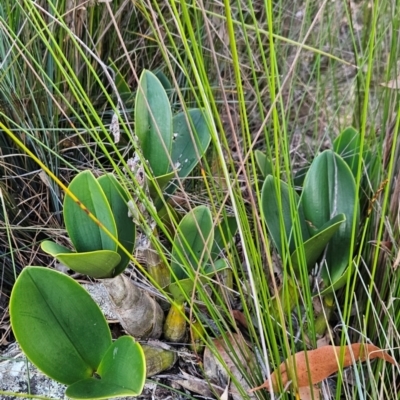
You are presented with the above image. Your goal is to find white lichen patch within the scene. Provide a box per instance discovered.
[81,282,118,320]
[0,343,67,399]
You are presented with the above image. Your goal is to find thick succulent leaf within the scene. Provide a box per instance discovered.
[290,213,345,273]
[66,336,145,399]
[203,258,229,275]
[261,175,310,257]
[41,240,72,256]
[269,277,299,318]
[10,267,111,385]
[293,165,309,189]
[255,150,273,178]
[64,171,117,253]
[171,205,214,281]
[168,278,197,303]
[168,260,226,303]
[317,262,355,296]
[154,70,172,92]
[210,217,238,260]
[301,150,359,284]
[169,109,211,180]
[156,202,181,237]
[147,171,175,207]
[135,70,172,177]
[97,174,135,276]
[41,241,120,278]
[333,127,361,177]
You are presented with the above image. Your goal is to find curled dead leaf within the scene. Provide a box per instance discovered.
[250,343,396,394]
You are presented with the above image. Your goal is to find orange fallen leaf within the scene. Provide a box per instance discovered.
[298,385,320,400]
[250,343,396,394]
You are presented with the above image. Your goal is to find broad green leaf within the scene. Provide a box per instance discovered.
[64,171,117,253]
[169,109,211,181]
[66,336,145,399]
[261,176,310,257]
[154,70,172,92]
[210,217,238,260]
[255,150,273,178]
[317,262,355,296]
[168,278,197,303]
[147,171,175,206]
[98,174,135,276]
[10,267,111,385]
[203,258,229,275]
[293,165,309,189]
[269,277,299,318]
[301,150,359,284]
[168,260,227,303]
[290,213,345,273]
[135,70,172,177]
[333,127,360,177]
[171,206,214,281]
[41,240,120,278]
[156,202,181,237]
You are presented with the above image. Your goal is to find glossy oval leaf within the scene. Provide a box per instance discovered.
[66,336,145,399]
[135,69,172,177]
[171,205,214,281]
[41,241,120,278]
[168,260,225,303]
[154,70,172,92]
[210,217,238,260]
[64,171,117,253]
[269,277,299,318]
[147,171,175,206]
[261,175,310,257]
[98,174,136,276]
[10,267,112,385]
[317,262,355,296]
[333,127,360,177]
[301,150,359,284]
[293,165,309,189]
[203,258,229,275]
[170,109,211,179]
[290,213,345,273]
[169,278,197,303]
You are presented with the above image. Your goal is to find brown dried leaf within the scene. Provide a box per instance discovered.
[231,309,248,329]
[250,343,396,395]
[204,333,257,400]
